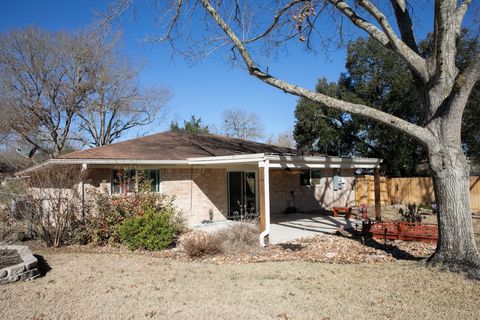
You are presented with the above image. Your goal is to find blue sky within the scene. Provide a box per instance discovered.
[0,1,444,141]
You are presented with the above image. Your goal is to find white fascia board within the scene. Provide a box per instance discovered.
[187,153,266,165]
[17,158,190,175]
[265,155,382,169]
[265,163,380,169]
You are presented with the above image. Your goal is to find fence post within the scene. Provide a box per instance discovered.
[374,168,382,221]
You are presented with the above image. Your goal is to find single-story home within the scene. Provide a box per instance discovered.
[19,131,382,245]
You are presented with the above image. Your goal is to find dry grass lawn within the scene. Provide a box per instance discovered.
[1,249,479,320]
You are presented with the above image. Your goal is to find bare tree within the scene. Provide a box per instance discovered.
[266,130,296,148]
[107,1,480,275]
[222,108,264,140]
[0,28,93,158]
[0,27,170,155]
[77,33,171,147]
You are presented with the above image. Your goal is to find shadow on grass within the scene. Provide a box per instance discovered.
[34,254,52,277]
[278,243,305,251]
[337,229,425,261]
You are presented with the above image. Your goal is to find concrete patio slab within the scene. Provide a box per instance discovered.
[269,213,363,244]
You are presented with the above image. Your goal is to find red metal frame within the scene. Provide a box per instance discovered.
[364,221,438,243]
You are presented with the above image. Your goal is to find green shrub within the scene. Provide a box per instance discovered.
[81,190,184,246]
[118,207,179,251]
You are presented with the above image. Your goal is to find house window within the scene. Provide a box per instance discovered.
[300,169,322,186]
[111,169,161,194]
[310,169,322,185]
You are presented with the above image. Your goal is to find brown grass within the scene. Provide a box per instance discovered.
[216,222,259,254]
[1,249,479,320]
[181,223,260,258]
[180,231,222,257]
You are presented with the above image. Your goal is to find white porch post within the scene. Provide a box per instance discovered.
[79,163,87,221]
[259,159,270,246]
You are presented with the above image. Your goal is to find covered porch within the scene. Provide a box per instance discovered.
[190,153,382,246]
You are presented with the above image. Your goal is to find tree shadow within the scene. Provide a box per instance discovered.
[337,229,425,261]
[34,254,52,277]
[278,243,305,251]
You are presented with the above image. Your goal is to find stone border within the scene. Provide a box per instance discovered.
[0,245,40,285]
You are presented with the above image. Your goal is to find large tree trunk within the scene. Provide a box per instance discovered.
[427,141,480,277]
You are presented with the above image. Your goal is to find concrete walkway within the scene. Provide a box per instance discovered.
[269,213,363,244]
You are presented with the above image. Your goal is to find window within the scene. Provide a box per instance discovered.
[310,169,322,185]
[300,169,322,186]
[111,169,160,194]
[300,170,310,186]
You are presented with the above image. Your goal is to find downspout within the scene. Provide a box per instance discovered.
[259,159,270,246]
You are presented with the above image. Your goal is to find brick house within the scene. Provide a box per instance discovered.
[20,132,381,244]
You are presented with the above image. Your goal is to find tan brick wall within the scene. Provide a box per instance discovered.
[83,166,356,224]
[161,168,228,225]
[269,168,356,215]
[83,167,228,226]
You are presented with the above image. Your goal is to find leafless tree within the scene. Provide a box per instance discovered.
[0,28,93,158]
[77,32,171,147]
[107,0,480,275]
[266,130,296,148]
[0,27,170,155]
[222,108,264,140]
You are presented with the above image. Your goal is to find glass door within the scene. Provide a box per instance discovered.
[228,171,258,219]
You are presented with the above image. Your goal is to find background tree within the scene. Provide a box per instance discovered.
[170,115,210,134]
[108,0,480,275]
[295,33,480,177]
[266,130,296,148]
[0,28,92,158]
[294,37,426,177]
[77,32,171,147]
[0,27,169,156]
[221,108,264,140]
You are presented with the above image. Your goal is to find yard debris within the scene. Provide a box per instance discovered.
[27,233,436,265]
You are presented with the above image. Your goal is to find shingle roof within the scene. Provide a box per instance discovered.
[60,131,298,160]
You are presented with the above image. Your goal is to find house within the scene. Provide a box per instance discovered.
[19,131,382,245]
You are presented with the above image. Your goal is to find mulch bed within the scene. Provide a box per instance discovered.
[0,249,23,269]
[27,233,437,266]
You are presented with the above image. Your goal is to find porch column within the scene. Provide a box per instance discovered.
[258,160,270,246]
[374,167,381,221]
[80,163,88,222]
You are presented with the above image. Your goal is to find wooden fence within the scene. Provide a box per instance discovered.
[356,175,480,212]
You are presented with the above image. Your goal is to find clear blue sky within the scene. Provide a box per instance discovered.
[0,1,445,140]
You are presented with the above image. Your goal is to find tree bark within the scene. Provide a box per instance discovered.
[427,140,480,277]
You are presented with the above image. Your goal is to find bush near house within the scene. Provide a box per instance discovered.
[78,191,184,248]
[118,206,180,251]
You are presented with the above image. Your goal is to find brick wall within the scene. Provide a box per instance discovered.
[161,168,228,225]
[269,168,356,215]
[84,166,356,225]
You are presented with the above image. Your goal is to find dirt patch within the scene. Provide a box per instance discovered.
[1,250,479,320]
[0,249,23,269]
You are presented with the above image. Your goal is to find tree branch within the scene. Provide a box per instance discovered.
[328,0,428,81]
[200,0,435,145]
[455,0,473,35]
[244,0,305,44]
[390,0,419,53]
